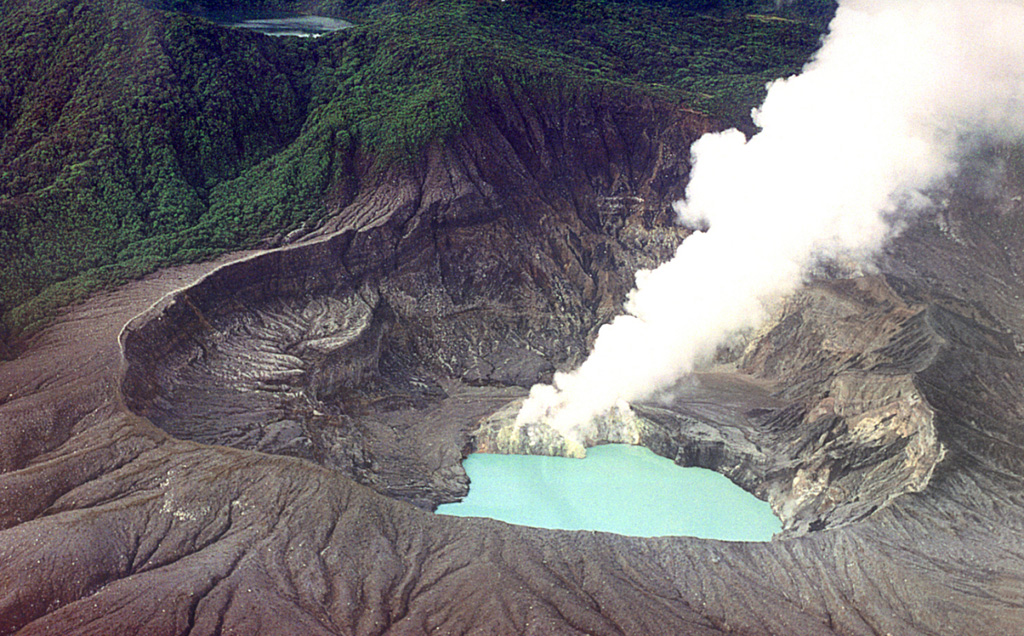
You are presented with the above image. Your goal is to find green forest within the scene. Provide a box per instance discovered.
[0,0,832,344]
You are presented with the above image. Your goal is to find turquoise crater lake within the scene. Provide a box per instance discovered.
[437,444,781,541]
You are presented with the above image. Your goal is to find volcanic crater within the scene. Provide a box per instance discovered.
[4,83,1024,635]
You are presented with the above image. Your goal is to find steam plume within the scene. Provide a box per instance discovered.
[518,0,1024,437]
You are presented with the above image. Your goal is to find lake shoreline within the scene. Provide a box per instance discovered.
[437,444,781,541]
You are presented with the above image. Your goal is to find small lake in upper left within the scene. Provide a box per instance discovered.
[208,12,353,38]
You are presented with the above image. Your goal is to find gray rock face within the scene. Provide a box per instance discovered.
[119,87,704,511]
[3,96,1024,635]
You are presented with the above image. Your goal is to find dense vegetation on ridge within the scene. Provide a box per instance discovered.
[0,0,832,345]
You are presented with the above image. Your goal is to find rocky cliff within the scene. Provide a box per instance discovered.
[119,84,706,509]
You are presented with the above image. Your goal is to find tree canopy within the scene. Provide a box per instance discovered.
[0,0,832,342]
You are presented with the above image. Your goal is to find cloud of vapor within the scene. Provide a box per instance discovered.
[518,0,1024,437]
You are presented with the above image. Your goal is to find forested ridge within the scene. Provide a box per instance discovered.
[0,0,831,347]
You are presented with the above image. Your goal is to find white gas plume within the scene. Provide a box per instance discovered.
[518,0,1024,437]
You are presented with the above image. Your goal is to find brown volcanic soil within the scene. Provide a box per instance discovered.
[3,91,1024,635]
